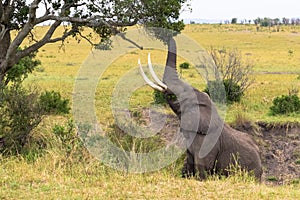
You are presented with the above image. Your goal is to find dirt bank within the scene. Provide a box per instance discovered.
[253,122,300,185]
[132,109,300,184]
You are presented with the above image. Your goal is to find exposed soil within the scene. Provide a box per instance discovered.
[252,122,300,185]
[138,109,300,185]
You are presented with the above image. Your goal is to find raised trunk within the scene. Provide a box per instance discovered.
[161,36,195,117]
[162,37,181,115]
[162,37,179,85]
[162,37,191,98]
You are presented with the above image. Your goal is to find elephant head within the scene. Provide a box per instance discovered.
[138,37,224,136]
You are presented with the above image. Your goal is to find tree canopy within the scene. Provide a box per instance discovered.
[0,0,188,85]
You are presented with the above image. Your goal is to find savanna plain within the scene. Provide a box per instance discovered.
[1,24,300,199]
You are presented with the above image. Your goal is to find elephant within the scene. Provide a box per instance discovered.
[138,36,263,180]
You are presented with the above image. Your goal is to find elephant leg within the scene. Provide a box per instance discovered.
[181,150,195,178]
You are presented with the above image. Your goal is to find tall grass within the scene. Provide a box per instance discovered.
[1,152,299,199]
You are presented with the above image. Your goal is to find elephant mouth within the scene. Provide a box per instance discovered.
[138,53,168,92]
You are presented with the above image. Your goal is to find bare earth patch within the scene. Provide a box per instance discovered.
[235,121,300,185]
[255,122,300,185]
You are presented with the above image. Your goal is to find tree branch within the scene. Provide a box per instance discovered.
[5,0,41,67]
[0,1,3,18]
[0,24,8,40]
[76,31,95,46]
[35,14,138,28]
[119,33,143,50]
[47,26,78,43]
[42,0,50,16]
[15,21,61,62]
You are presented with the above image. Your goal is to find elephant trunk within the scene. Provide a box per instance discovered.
[162,37,180,86]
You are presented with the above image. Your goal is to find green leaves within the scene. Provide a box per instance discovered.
[39,91,70,115]
[204,79,244,104]
[142,0,186,41]
[270,94,300,115]
[5,47,41,85]
[1,0,187,86]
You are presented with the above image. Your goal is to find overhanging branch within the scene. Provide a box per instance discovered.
[119,33,143,50]
[15,21,62,62]
[5,0,42,64]
[35,14,138,28]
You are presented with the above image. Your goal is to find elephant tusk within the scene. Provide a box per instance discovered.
[147,53,168,90]
[138,59,164,92]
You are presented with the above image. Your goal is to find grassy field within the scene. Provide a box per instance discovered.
[24,24,300,123]
[1,24,300,199]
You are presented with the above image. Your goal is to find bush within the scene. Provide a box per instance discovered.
[270,94,300,115]
[179,62,190,69]
[39,90,70,114]
[52,119,83,155]
[204,79,243,104]
[153,90,177,105]
[0,84,44,155]
[0,85,72,156]
[203,47,254,103]
[153,90,167,105]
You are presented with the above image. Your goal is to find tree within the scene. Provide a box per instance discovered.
[231,18,237,24]
[0,0,187,86]
[203,47,254,103]
[282,17,290,25]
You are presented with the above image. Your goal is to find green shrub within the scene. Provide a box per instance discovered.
[179,62,190,69]
[204,80,225,103]
[204,79,243,104]
[0,86,72,156]
[39,90,70,114]
[206,47,254,101]
[269,94,300,115]
[153,90,178,105]
[0,84,44,155]
[52,119,82,154]
[153,90,167,105]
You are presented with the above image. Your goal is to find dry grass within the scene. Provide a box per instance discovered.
[1,154,299,199]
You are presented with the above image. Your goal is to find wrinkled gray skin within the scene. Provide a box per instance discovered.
[158,37,262,180]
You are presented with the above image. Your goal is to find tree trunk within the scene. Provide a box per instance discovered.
[0,30,11,86]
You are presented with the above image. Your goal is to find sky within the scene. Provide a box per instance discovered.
[180,0,300,20]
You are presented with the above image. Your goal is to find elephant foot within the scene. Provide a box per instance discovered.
[181,163,195,178]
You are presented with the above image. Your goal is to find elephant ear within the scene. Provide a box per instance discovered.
[180,90,224,135]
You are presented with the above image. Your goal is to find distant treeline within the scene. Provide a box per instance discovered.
[190,17,300,26]
[251,17,300,26]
